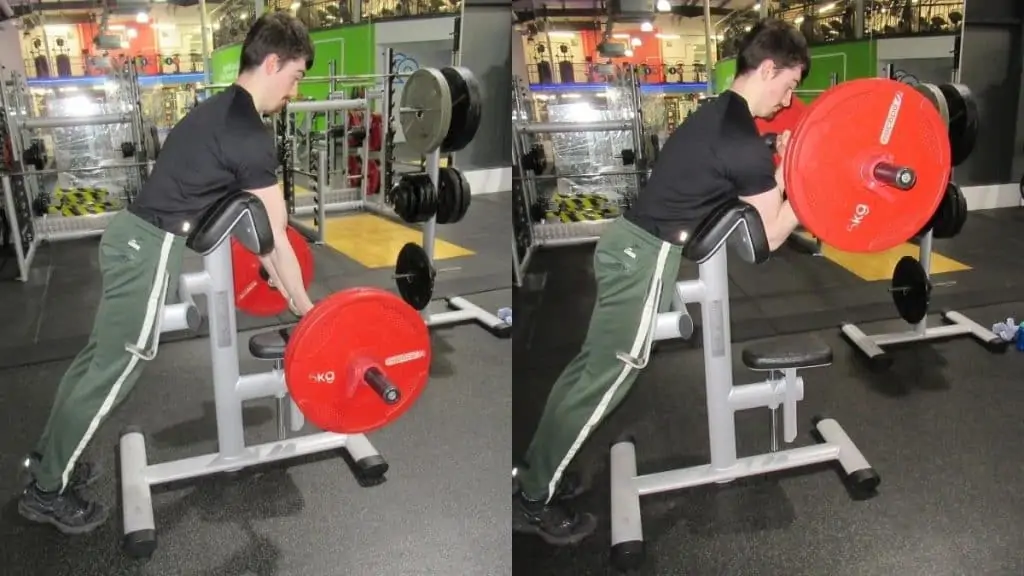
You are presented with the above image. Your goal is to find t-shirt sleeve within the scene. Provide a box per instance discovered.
[723,137,779,198]
[223,124,278,191]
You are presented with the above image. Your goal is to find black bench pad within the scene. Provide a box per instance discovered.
[249,327,294,360]
[741,335,833,370]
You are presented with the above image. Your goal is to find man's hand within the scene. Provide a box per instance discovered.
[266,274,314,316]
[774,129,791,159]
[774,129,791,193]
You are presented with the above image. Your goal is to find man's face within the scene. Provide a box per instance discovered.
[264,55,307,113]
[758,63,803,118]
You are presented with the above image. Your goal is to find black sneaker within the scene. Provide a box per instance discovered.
[551,471,590,502]
[18,482,110,535]
[512,490,597,546]
[20,452,102,490]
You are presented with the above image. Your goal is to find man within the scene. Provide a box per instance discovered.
[18,12,317,535]
[512,19,810,546]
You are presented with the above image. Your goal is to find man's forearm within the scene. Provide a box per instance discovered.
[766,200,800,250]
[262,230,314,313]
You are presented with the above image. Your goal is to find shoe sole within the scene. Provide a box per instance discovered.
[512,512,597,546]
[17,501,108,535]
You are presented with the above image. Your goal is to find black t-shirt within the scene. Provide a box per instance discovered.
[625,90,777,242]
[129,84,277,235]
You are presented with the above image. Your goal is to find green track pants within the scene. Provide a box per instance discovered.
[34,211,185,493]
[519,217,682,502]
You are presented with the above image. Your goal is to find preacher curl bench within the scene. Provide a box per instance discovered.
[120,193,386,558]
[609,200,880,570]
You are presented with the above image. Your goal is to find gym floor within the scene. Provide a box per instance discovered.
[0,193,512,575]
[514,208,1024,575]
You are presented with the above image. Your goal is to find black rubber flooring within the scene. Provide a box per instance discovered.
[0,289,511,576]
[514,209,1024,574]
[0,191,510,369]
[514,298,1024,575]
[520,208,1024,357]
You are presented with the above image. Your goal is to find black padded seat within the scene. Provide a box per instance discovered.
[249,327,294,360]
[742,335,833,370]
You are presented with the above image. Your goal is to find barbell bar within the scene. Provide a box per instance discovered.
[393,266,461,280]
[288,99,369,113]
[888,281,955,294]
[200,72,415,91]
[9,162,151,178]
[18,113,133,130]
[518,120,632,134]
[515,170,644,181]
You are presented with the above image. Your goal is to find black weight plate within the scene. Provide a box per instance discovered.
[946,180,962,234]
[422,174,437,221]
[439,66,482,153]
[891,255,931,325]
[393,179,410,222]
[452,167,467,223]
[931,183,958,239]
[454,167,472,223]
[446,167,464,225]
[395,242,436,311]
[412,175,425,222]
[436,167,458,224]
[403,177,420,223]
[415,174,434,222]
[937,83,979,166]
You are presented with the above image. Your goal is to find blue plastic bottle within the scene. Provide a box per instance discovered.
[1016,325,1024,351]
[498,307,512,326]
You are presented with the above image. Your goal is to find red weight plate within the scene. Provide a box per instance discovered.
[348,156,363,187]
[369,113,383,151]
[754,96,807,135]
[232,226,315,316]
[784,79,950,253]
[285,287,431,434]
[755,97,807,166]
[367,159,381,195]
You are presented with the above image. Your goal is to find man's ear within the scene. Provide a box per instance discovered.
[262,53,280,74]
[757,59,774,80]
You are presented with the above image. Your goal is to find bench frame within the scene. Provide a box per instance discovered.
[608,221,878,570]
[118,234,386,559]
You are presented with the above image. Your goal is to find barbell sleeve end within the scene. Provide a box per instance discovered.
[364,367,401,405]
[873,162,916,190]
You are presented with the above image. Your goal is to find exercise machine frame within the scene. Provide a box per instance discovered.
[608,206,878,570]
[118,207,386,559]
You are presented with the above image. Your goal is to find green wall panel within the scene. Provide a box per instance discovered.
[210,23,375,98]
[711,39,878,101]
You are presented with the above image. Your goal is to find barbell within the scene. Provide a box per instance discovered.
[227,231,432,435]
[755,78,979,253]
